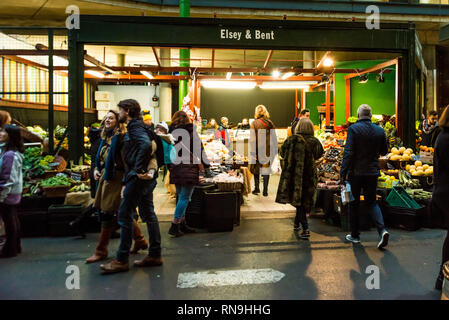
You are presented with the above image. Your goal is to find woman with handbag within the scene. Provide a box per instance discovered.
[168,111,210,237]
[276,118,323,239]
[249,105,277,197]
[86,110,148,263]
[0,125,24,258]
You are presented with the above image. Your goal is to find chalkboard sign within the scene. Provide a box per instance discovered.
[200,87,296,127]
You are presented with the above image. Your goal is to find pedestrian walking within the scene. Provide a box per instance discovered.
[168,111,210,237]
[276,118,323,239]
[0,125,24,258]
[432,105,449,290]
[249,105,277,197]
[86,110,148,264]
[100,99,162,274]
[340,104,390,249]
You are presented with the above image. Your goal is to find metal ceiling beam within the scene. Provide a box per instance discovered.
[0,49,67,56]
[151,47,161,67]
[263,50,273,69]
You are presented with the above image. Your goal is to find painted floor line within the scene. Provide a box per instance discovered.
[177,268,285,289]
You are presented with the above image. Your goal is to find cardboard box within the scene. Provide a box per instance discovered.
[94,91,113,101]
[419,151,433,164]
[96,101,113,111]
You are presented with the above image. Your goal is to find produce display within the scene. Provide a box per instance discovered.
[40,175,72,187]
[387,147,415,162]
[26,126,47,139]
[378,171,399,189]
[69,182,90,192]
[23,147,50,178]
[406,189,432,201]
[317,146,343,186]
[397,170,421,188]
[405,161,433,177]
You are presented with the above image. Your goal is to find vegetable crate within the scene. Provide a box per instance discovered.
[386,186,421,209]
[43,186,71,198]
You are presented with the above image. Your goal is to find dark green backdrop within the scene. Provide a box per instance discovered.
[200,87,296,127]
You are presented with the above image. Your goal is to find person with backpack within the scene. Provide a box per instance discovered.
[0,125,24,258]
[85,110,148,264]
[249,105,277,197]
[100,99,162,274]
[168,111,210,237]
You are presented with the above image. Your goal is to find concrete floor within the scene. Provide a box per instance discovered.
[0,217,445,300]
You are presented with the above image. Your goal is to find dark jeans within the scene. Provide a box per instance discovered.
[348,175,386,238]
[0,203,21,256]
[294,205,309,230]
[116,177,161,263]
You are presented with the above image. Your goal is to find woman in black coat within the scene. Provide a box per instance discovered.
[433,105,449,290]
[168,111,210,237]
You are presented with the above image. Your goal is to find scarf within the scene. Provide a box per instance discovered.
[422,119,438,135]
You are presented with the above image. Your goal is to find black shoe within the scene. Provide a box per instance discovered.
[263,191,268,197]
[252,189,260,195]
[168,223,184,237]
[300,230,310,239]
[180,222,196,234]
[293,224,300,231]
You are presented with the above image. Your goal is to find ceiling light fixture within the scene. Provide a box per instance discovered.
[259,81,317,89]
[226,72,232,80]
[85,70,105,78]
[141,71,154,79]
[358,74,369,84]
[201,80,257,89]
[272,70,281,78]
[323,58,334,68]
[281,72,295,80]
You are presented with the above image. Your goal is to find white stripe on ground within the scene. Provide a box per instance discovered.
[177,268,285,289]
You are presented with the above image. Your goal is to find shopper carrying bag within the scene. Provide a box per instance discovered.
[0,125,24,258]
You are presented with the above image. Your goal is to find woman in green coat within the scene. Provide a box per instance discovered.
[276,118,324,239]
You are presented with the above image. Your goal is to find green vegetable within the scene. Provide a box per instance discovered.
[40,175,71,187]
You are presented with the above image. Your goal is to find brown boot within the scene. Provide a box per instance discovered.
[100,259,129,274]
[134,256,163,267]
[86,227,113,264]
[130,220,148,254]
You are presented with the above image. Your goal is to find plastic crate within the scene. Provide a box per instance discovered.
[386,186,421,209]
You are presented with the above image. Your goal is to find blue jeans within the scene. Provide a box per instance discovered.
[294,205,309,230]
[348,175,386,238]
[174,184,195,221]
[116,177,161,262]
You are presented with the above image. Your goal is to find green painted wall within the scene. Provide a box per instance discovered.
[305,91,333,126]
[334,60,396,125]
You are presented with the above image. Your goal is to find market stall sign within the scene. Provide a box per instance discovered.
[220,28,275,41]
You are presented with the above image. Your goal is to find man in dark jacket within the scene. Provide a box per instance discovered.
[100,99,162,274]
[419,110,441,147]
[341,104,390,249]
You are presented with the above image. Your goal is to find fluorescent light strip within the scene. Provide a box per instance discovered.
[226,72,232,80]
[281,72,295,80]
[201,81,256,89]
[85,70,105,78]
[141,71,154,79]
[259,81,317,89]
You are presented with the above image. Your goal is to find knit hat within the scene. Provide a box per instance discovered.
[143,113,152,122]
[156,121,169,133]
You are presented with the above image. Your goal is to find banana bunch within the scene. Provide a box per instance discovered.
[69,183,90,192]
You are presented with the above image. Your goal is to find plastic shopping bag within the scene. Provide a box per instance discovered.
[341,181,355,205]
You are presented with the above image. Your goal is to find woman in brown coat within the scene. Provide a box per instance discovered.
[86,111,148,263]
[249,105,277,196]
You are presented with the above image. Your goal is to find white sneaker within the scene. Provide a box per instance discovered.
[345,234,360,243]
[378,230,389,249]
